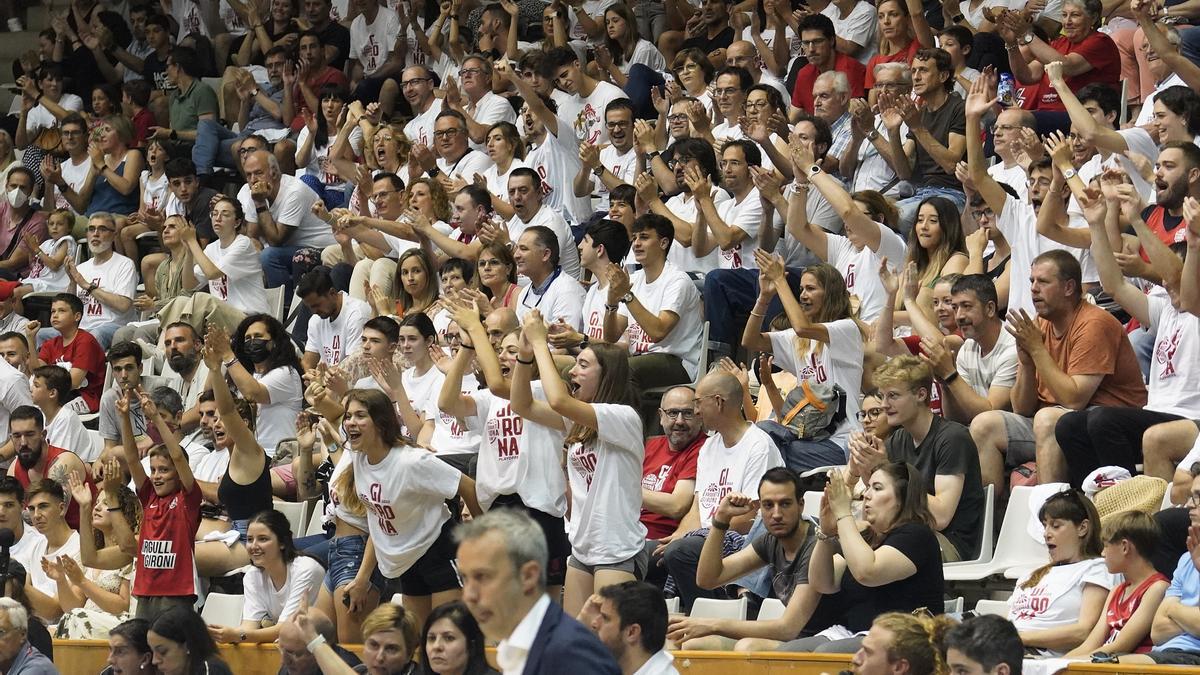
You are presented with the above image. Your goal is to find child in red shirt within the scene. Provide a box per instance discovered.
[118,387,202,620]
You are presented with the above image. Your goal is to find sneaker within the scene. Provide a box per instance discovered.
[7,18,22,32]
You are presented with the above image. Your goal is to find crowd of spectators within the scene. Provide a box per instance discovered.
[4,0,1200,672]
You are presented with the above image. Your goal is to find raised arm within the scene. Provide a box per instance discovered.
[115,390,148,489]
[513,311,570,431]
[138,387,194,491]
[1045,61,1127,155]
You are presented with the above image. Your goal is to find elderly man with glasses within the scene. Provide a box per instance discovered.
[446,55,519,147]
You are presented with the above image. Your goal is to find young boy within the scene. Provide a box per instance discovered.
[1066,510,1169,658]
[937,26,980,99]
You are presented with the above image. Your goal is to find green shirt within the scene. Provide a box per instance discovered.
[168,78,218,133]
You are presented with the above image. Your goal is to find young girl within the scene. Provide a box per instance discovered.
[897,197,968,321]
[515,310,646,616]
[438,304,569,597]
[380,248,439,318]
[1008,489,1118,656]
[117,138,168,257]
[594,3,666,87]
[18,208,76,295]
[743,254,867,470]
[207,509,325,645]
[296,83,360,210]
[54,462,139,639]
[396,313,445,443]
[184,196,271,316]
[1065,511,1169,659]
[479,122,526,220]
[117,387,201,620]
[347,389,480,630]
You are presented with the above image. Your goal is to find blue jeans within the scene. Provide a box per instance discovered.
[895,186,967,238]
[1127,323,1157,381]
[192,118,242,174]
[702,267,804,351]
[296,532,331,568]
[300,174,348,209]
[1180,26,1200,66]
[624,64,666,120]
[261,244,304,290]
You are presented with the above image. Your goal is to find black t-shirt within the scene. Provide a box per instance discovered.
[27,618,51,661]
[838,522,945,632]
[886,415,985,559]
[144,51,176,93]
[906,92,966,190]
[681,27,735,54]
[316,22,352,72]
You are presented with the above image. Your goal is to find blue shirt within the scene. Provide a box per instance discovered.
[1160,553,1200,652]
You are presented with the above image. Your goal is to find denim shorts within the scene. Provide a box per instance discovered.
[324,534,386,592]
[231,519,249,543]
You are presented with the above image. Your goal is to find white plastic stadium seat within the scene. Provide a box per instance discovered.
[974,599,1009,617]
[200,593,244,628]
[802,491,823,520]
[944,485,1051,582]
[757,598,786,621]
[690,597,748,620]
[274,500,307,538]
[664,597,680,615]
[946,484,996,568]
[944,597,964,614]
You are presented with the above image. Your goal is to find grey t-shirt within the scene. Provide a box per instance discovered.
[98,376,165,442]
[750,519,819,604]
[885,415,985,558]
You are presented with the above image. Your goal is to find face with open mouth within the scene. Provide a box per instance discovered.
[498,334,521,378]
[211,417,232,450]
[148,455,179,497]
[342,399,379,450]
[107,633,150,675]
[568,348,602,402]
[1043,517,1086,564]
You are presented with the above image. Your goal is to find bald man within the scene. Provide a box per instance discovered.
[278,608,362,675]
[725,40,790,103]
[660,371,783,612]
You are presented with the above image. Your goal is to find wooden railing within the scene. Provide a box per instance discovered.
[50,640,1199,674]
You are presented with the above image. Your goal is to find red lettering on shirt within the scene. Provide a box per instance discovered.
[570,444,597,490]
[1155,327,1182,380]
[487,403,522,460]
[363,482,399,536]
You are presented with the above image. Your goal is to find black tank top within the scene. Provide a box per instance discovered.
[217,452,273,521]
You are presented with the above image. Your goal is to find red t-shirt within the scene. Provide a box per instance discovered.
[1036,32,1120,111]
[131,108,155,149]
[1105,573,1168,653]
[791,53,867,112]
[290,66,352,131]
[134,479,202,598]
[38,330,105,413]
[12,445,94,530]
[1140,205,1187,261]
[865,39,922,89]
[639,434,704,540]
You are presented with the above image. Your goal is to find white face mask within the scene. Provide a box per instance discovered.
[6,188,28,208]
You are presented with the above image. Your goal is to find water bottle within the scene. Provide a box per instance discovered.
[997,73,1017,108]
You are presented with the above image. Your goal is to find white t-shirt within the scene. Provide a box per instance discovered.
[767,318,864,448]
[622,39,666,73]
[193,447,230,485]
[77,253,138,331]
[1009,558,1118,656]
[1136,73,1186,127]
[468,91,518,131]
[565,404,646,565]
[526,116,590,227]
[567,0,618,42]
[995,194,1055,317]
[514,269,587,330]
[197,235,271,315]
[664,188,727,274]
[424,373,481,456]
[241,556,324,625]
[618,262,704,379]
[558,80,626,145]
[10,529,48,589]
[582,280,616,343]
[327,450,368,531]
[304,293,369,367]
[694,425,784,528]
[350,6,401,77]
[593,145,639,212]
[715,187,763,270]
[822,1,877,63]
[218,0,250,36]
[141,171,169,212]
[988,161,1029,203]
[507,205,582,279]
[253,367,304,457]
[824,224,907,323]
[48,407,94,462]
[22,235,76,292]
[956,329,1019,398]
[170,0,208,40]
[468,382,567,516]
[401,364,444,436]
[353,444,462,578]
[404,98,445,148]
[23,94,84,134]
[436,149,494,183]
[59,155,93,215]
[1145,292,1200,417]
[296,125,363,196]
[30,530,80,596]
[238,174,335,248]
[0,361,31,445]
[482,158,529,202]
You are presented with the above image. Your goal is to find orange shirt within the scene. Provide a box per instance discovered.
[1036,302,1147,408]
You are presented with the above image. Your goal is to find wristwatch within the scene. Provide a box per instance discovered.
[807,163,822,178]
[1062,168,1077,180]
[592,165,605,177]
[950,13,965,23]
[620,291,635,304]
[1020,31,1034,45]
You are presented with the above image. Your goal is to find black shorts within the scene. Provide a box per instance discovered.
[392,519,462,597]
[1149,649,1200,666]
[490,493,569,587]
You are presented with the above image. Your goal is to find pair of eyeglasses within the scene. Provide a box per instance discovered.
[660,408,695,420]
[856,407,884,421]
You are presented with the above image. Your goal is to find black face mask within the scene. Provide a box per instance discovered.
[244,338,272,364]
[168,351,197,373]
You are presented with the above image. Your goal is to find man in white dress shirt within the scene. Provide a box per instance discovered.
[455,509,619,675]
[580,581,678,675]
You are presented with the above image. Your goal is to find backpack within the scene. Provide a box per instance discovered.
[777,380,847,442]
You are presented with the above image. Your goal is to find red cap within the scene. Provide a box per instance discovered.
[0,281,18,301]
